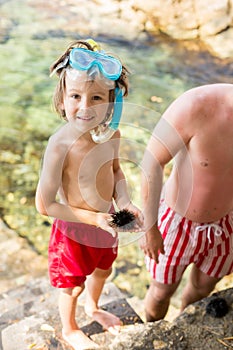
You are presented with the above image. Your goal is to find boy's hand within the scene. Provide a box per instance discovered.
[95,212,117,237]
[121,203,144,232]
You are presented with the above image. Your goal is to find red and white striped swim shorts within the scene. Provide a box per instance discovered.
[146,199,233,284]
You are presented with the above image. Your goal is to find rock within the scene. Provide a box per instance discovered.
[1,270,232,350]
[131,0,233,59]
[0,278,142,350]
[109,321,188,350]
[0,220,47,294]
[109,288,233,350]
[172,289,233,349]
[204,28,233,59]
[2,0,233,59]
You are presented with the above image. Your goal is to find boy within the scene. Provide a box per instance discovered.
[36,39,143,349]
[141,83,233,321]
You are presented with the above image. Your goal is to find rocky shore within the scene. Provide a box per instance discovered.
[1,275,233,349]
[1,0,233,60]
[1,220,233,349]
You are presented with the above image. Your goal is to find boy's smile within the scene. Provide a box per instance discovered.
[76,115,95,121]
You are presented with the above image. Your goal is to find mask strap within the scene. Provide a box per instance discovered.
[109,87,123,130]
[86,38,102,52]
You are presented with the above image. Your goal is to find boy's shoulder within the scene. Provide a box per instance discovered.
[47,125,73,154]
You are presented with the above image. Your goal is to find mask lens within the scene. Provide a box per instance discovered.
[100,57,121,77]
[70,49,94,70]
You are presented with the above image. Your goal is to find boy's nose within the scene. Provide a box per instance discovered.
[79,97,90,110]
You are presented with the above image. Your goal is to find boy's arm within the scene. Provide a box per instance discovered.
[35,137,116,236]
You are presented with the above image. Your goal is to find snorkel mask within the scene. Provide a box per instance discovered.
[51,39,123,143]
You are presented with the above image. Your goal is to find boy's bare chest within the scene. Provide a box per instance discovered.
[61,143,115,209]
[63,143,114,182]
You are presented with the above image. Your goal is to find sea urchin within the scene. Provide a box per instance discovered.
[205,297,229,318]
[110,209,136,231]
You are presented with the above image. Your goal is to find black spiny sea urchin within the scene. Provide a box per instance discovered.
[110,209,136,231]
[205,297,229,318]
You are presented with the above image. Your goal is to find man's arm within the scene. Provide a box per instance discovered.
[141,94,194,262]
[140,128,169,262]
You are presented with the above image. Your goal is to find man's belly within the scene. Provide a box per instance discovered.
[164,179,233,223]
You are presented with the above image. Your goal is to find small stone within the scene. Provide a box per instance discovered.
[153,339,167,349]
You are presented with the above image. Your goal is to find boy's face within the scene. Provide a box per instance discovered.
[61,73,111,133]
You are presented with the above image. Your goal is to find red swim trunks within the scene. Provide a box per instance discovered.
[48,219,118,288]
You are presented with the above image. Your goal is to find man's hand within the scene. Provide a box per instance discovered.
[140,225,164,263]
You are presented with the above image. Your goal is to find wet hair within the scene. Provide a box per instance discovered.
[50,39,129,120]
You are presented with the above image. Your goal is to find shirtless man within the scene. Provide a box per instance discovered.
[141,83,233,321]
[36,39,142,349]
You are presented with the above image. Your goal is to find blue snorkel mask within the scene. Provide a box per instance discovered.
[69,47,122,81]
[51,40,124,143]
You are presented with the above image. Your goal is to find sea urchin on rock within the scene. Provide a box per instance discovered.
[205,297,229,318]
[110,209,136,231]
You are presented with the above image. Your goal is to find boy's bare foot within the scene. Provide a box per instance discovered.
[87,308,122,335]
[62,329,99,349]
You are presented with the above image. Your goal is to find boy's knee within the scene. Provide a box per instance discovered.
[61,284,85,298]
[93,267,112,279]
[104,267,112,278]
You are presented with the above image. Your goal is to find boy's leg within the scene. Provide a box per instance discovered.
[145,279,180,321]
[85,267,122,334]
[59,286,99,349]
[181,265,220,311]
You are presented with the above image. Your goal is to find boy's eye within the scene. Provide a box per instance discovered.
[71,94,81,99]
[92,95,102,101]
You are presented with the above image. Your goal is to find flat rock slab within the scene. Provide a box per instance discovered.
[1,278,143,350]
[2,298,143,350]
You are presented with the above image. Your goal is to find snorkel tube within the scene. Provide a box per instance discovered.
[85,38,124,143]
[90,87,123,143]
